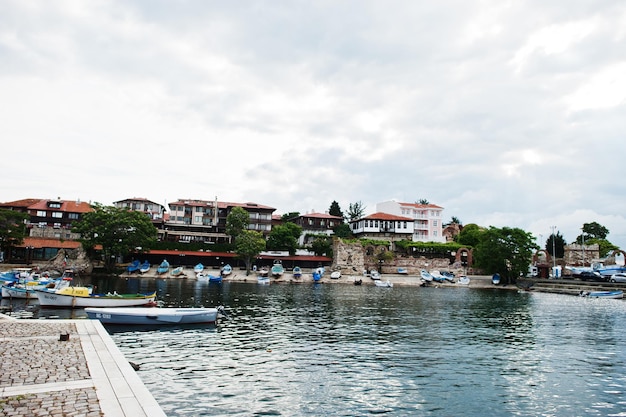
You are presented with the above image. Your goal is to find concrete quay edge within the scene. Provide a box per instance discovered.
[0,316,166,417]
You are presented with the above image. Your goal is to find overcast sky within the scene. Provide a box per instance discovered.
[2,1,625,250]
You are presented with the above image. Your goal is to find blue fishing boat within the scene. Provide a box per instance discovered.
[127,260,141,273]
[293,266,302,278]
[157,259,170,275]
[492,273,501,285]
[139,261,151,274]
[221,264,233,276]
[312,271,321,282]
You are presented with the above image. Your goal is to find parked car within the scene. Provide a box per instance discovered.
[578,271,605,282]
[610,273,626,283]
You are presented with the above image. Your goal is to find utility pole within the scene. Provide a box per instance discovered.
[551,226,557,277]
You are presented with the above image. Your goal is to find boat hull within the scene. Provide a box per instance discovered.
[35,290,157,308]
[85,307,218,324]
[582,290,623,299]
[2,285,38,299]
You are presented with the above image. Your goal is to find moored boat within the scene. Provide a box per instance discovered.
[492,273,501,285]
[292,266,302,278]
[85,306,223,325]
[170,266,185,277]
[126,260,141,274]
[397,267,408,275]
[420,270,434,282]
[35,287,157,308]
[457,276,470,285]
[139,261,151,274]
[330,271,341,279]
[271,260,284,277]
[374,280,393,288]
[157,259,170,275]
[221,264,233,276]
[193,263,204,274]
[580,290,623,299]
[258,276,270,285]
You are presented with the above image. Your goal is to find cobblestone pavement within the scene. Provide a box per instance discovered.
[0,316,165,417]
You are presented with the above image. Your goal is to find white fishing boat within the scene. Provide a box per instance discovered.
[271,260,284,277]
[420,270,434,282]
[330,271,341,279]
[35,287,157,308]
[374,280,393,288]
[580,290,623,299]
[85,306,223,325]
[457,276,470,285]
[258,276,270,285]
[221,264,233,276]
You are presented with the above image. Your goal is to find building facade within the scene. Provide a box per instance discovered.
[376,200,445,243]
[113,198,166,220]
[349,212,414,247]
[157,199,275,244]
[287,212,344,246]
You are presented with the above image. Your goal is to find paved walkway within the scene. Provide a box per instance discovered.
[0,314,166,417]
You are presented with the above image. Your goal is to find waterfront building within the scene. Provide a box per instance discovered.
[285,212,344,246]
[349,212,414,249]
[113,197,166,220]
[0,198,93,263]
[157,199,275,245]
[376,200,445,243]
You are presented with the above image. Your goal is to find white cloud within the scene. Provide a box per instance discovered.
[1,0,626,249]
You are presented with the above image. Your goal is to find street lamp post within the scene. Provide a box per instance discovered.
[551,226,557,277]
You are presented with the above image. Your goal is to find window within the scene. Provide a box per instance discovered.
[68,213,79,220]
[53,223,61,228]
[49,202,61,208]
[37,211,46,217]
[433,220,438,227]
[52,212,63,218]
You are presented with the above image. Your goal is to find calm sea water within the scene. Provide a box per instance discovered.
[4,278,626,416]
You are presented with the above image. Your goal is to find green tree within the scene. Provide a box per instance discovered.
[281,212,300,221]
[586,238,619,258]
[235,230,267,275]
[225,207,250,241]
[576,222,610,243]
[545,231,566,258]
[72,203,157,271]
[473,226,536,284]
[328,201,344,219]
[311,236,332,256]
[416,198,430,205]
[347,201,366,221]
[455,223,483,247]
[333,223,353,239]
[0,208,29,259]
[266,223,302,255]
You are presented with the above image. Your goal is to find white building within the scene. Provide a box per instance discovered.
[376,200,445,243]
[349,212,415,246]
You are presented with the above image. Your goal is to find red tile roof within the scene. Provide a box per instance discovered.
[361,212,413,221]
[18,237,82,249]
[0,199,42,208]
[27,200,93,213]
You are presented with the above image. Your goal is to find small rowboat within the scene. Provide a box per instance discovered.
[374,280,393,288]
[330,271,341,279]
[292,266,302,278]
[221,264,233,276]
[85,306,224,325]
[580,290,623,299]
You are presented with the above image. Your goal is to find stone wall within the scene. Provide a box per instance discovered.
[331,238,464,275]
